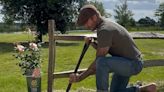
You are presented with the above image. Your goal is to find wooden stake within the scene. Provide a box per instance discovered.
[48,20,56,92]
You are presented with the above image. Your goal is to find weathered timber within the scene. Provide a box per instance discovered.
[48,20,56,92]
[53,59,164,79]
[53,69,87,79]
[143,59,164,68]
[54,32,164,41]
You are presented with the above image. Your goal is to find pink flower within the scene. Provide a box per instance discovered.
[32,68,41,78]
[15,45,25,53]
[29,43,38,50]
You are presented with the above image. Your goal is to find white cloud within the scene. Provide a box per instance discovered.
[101,0,116,2]
[105,9,157,21]
[103,0,158,10]
[102,0,159,21]
[102,0,162,4]
[128,1,139,4]
[133,10,157,21]
[106,9,114,13]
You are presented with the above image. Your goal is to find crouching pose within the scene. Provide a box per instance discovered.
[69,4,157,92]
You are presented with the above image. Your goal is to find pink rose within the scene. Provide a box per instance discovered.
[16,45,25,53]
[32,68,41,78]
[29,43,38,50]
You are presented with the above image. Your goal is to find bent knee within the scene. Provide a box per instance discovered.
[96,57,108,67]
[96,57,106,63]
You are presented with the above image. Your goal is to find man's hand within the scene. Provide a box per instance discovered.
[69,73,80,83]
[84,37,92,45]
[85,37,97,49]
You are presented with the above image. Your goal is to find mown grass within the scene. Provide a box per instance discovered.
[0,32,164,92]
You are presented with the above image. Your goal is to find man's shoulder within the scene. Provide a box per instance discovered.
[97,28,115,38]
[98,19,120,31]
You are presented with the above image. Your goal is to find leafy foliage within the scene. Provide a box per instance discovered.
[13,43,42,75]
[155,3,164,27]
[114,0,135,27]
[138,17,156,26]
[88,0,111,18]
[0,0,87,40]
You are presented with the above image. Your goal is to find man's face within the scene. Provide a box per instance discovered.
[84,16,97,31]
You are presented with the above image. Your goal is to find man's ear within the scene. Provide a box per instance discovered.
[92,15,98,22]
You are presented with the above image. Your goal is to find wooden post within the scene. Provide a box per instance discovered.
[48,20,56,92]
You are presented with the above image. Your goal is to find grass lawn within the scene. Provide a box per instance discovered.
[0,32,164,92]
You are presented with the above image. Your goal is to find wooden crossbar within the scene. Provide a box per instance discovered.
[53,69,87,78]
[53,59,164,79]
[54,33,164,41]
[133,36,164,39]
[143,59,164,68]
[55,35,85,41]
[54,35,164,41]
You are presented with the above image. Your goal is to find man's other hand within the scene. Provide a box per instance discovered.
[84,37,92,45]
[69,73,80,83]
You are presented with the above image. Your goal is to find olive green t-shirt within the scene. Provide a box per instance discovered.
[97,19,141,60]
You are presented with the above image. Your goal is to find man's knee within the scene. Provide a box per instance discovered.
[96,57,108,70]
[96,57,106,65]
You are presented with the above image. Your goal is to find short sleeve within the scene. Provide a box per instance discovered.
[97,30,113,48]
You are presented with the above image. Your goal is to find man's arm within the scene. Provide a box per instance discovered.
[84,37,98,50]
[69,46,109,83]
[91,42,97,50]
[78,47,109,80]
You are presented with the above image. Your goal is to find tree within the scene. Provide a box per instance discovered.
[129,18,136,27]
[88,0,111,18]
[0,0,85,42]
[138,16,156,26]
[3,14,14,25]
[114,0,134,27]
[155,3,164,27]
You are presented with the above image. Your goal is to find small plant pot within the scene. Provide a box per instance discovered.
[26,76,41,92]
[25,69,41,92]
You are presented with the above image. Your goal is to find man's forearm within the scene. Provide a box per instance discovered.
[91,42,97,50]
[78,60,96,81]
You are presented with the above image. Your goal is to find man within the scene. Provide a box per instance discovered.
[69,4,157,92]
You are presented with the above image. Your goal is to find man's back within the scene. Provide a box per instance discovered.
[97,19,141,60]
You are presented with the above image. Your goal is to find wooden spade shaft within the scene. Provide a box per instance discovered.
[66,42,91,92]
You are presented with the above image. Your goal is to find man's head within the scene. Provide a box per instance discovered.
[77,4,101,30]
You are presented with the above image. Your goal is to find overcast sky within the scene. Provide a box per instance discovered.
[100,0,164,21]
[0,0,164,22]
